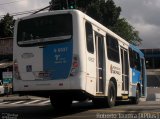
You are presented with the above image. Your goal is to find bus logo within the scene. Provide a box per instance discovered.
[110,64,121,75]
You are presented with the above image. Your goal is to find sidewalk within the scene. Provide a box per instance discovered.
[0,94,50,102]
[0,95,31,102]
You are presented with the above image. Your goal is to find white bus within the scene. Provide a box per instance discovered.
[13,10,147,109]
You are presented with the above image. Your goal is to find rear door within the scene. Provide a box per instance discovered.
[95,33,105,93]
[121,47,129,94]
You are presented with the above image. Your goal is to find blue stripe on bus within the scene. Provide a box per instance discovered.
[132,68,141,84]
[43,39,73,80]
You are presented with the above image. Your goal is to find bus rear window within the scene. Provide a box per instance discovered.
[17,14,72,46]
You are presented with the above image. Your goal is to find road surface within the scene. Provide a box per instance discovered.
[0,99,160,119]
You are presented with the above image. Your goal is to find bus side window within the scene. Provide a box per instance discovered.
[106,35,120,63]
[85,21,94,54]
[129,48,141,71]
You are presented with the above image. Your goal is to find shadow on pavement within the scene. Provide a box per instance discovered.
[0,100,157,119]
[0,102,107,119]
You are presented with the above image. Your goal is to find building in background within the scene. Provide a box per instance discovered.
[0,37,13,61]
[0,37,13,94]
[141,49,160,87]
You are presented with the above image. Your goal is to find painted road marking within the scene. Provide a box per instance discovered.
[24,100,40,104]
[0,101,10,104]
[10,101,25,104]
[38,100,50,105]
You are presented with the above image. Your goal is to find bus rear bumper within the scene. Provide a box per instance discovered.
[13,72,86,92]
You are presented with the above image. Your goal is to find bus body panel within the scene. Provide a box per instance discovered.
[43,40,73,80]
[105,60,122,97]
[70,11,87,91]
[132,69,141,84]
[129,69,141,97]
[16,47,43,81]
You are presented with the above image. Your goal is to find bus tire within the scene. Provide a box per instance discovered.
[50,96,72,111]
[131,87,140,104]
[106,81,116,108]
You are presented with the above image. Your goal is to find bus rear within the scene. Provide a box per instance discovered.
[13,10,84,97]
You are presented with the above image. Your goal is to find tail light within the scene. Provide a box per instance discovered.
[70,55,79,76]
[13,59,21,80]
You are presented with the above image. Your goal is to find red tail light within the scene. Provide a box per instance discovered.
[70,55,79,76]
[13,59,21,80]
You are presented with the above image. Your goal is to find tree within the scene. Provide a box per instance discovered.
[0,13,15,38]
[112,18,142,45]
[49,0,142,45]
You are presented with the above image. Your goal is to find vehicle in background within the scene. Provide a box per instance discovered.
[0,80,4,95]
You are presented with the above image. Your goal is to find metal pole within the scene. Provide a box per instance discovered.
[66,0,68,9]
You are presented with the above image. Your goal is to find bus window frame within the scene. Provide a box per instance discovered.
[106,34,120,63]
[85,21,94,54]
[129,48,141,71]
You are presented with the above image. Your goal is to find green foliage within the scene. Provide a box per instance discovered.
[86,1,103,23]
[112,18,142,45]
[49,0,142,45]
[68,0,77,9]
[0,13,15,38]
[49,0,77,10]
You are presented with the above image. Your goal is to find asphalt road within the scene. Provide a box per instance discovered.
[0,100,160,119]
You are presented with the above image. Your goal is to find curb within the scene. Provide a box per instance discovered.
[139,97,146,102]
[139,101,160,105]
[0,96,31,102]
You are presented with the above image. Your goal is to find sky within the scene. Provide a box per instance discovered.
[0,0,50,18]
[0,0,159,49]
[114,0,160,49]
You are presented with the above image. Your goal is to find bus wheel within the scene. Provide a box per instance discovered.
[131,87,140,104]
[50,96,72,111]
[106,81,116,108]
